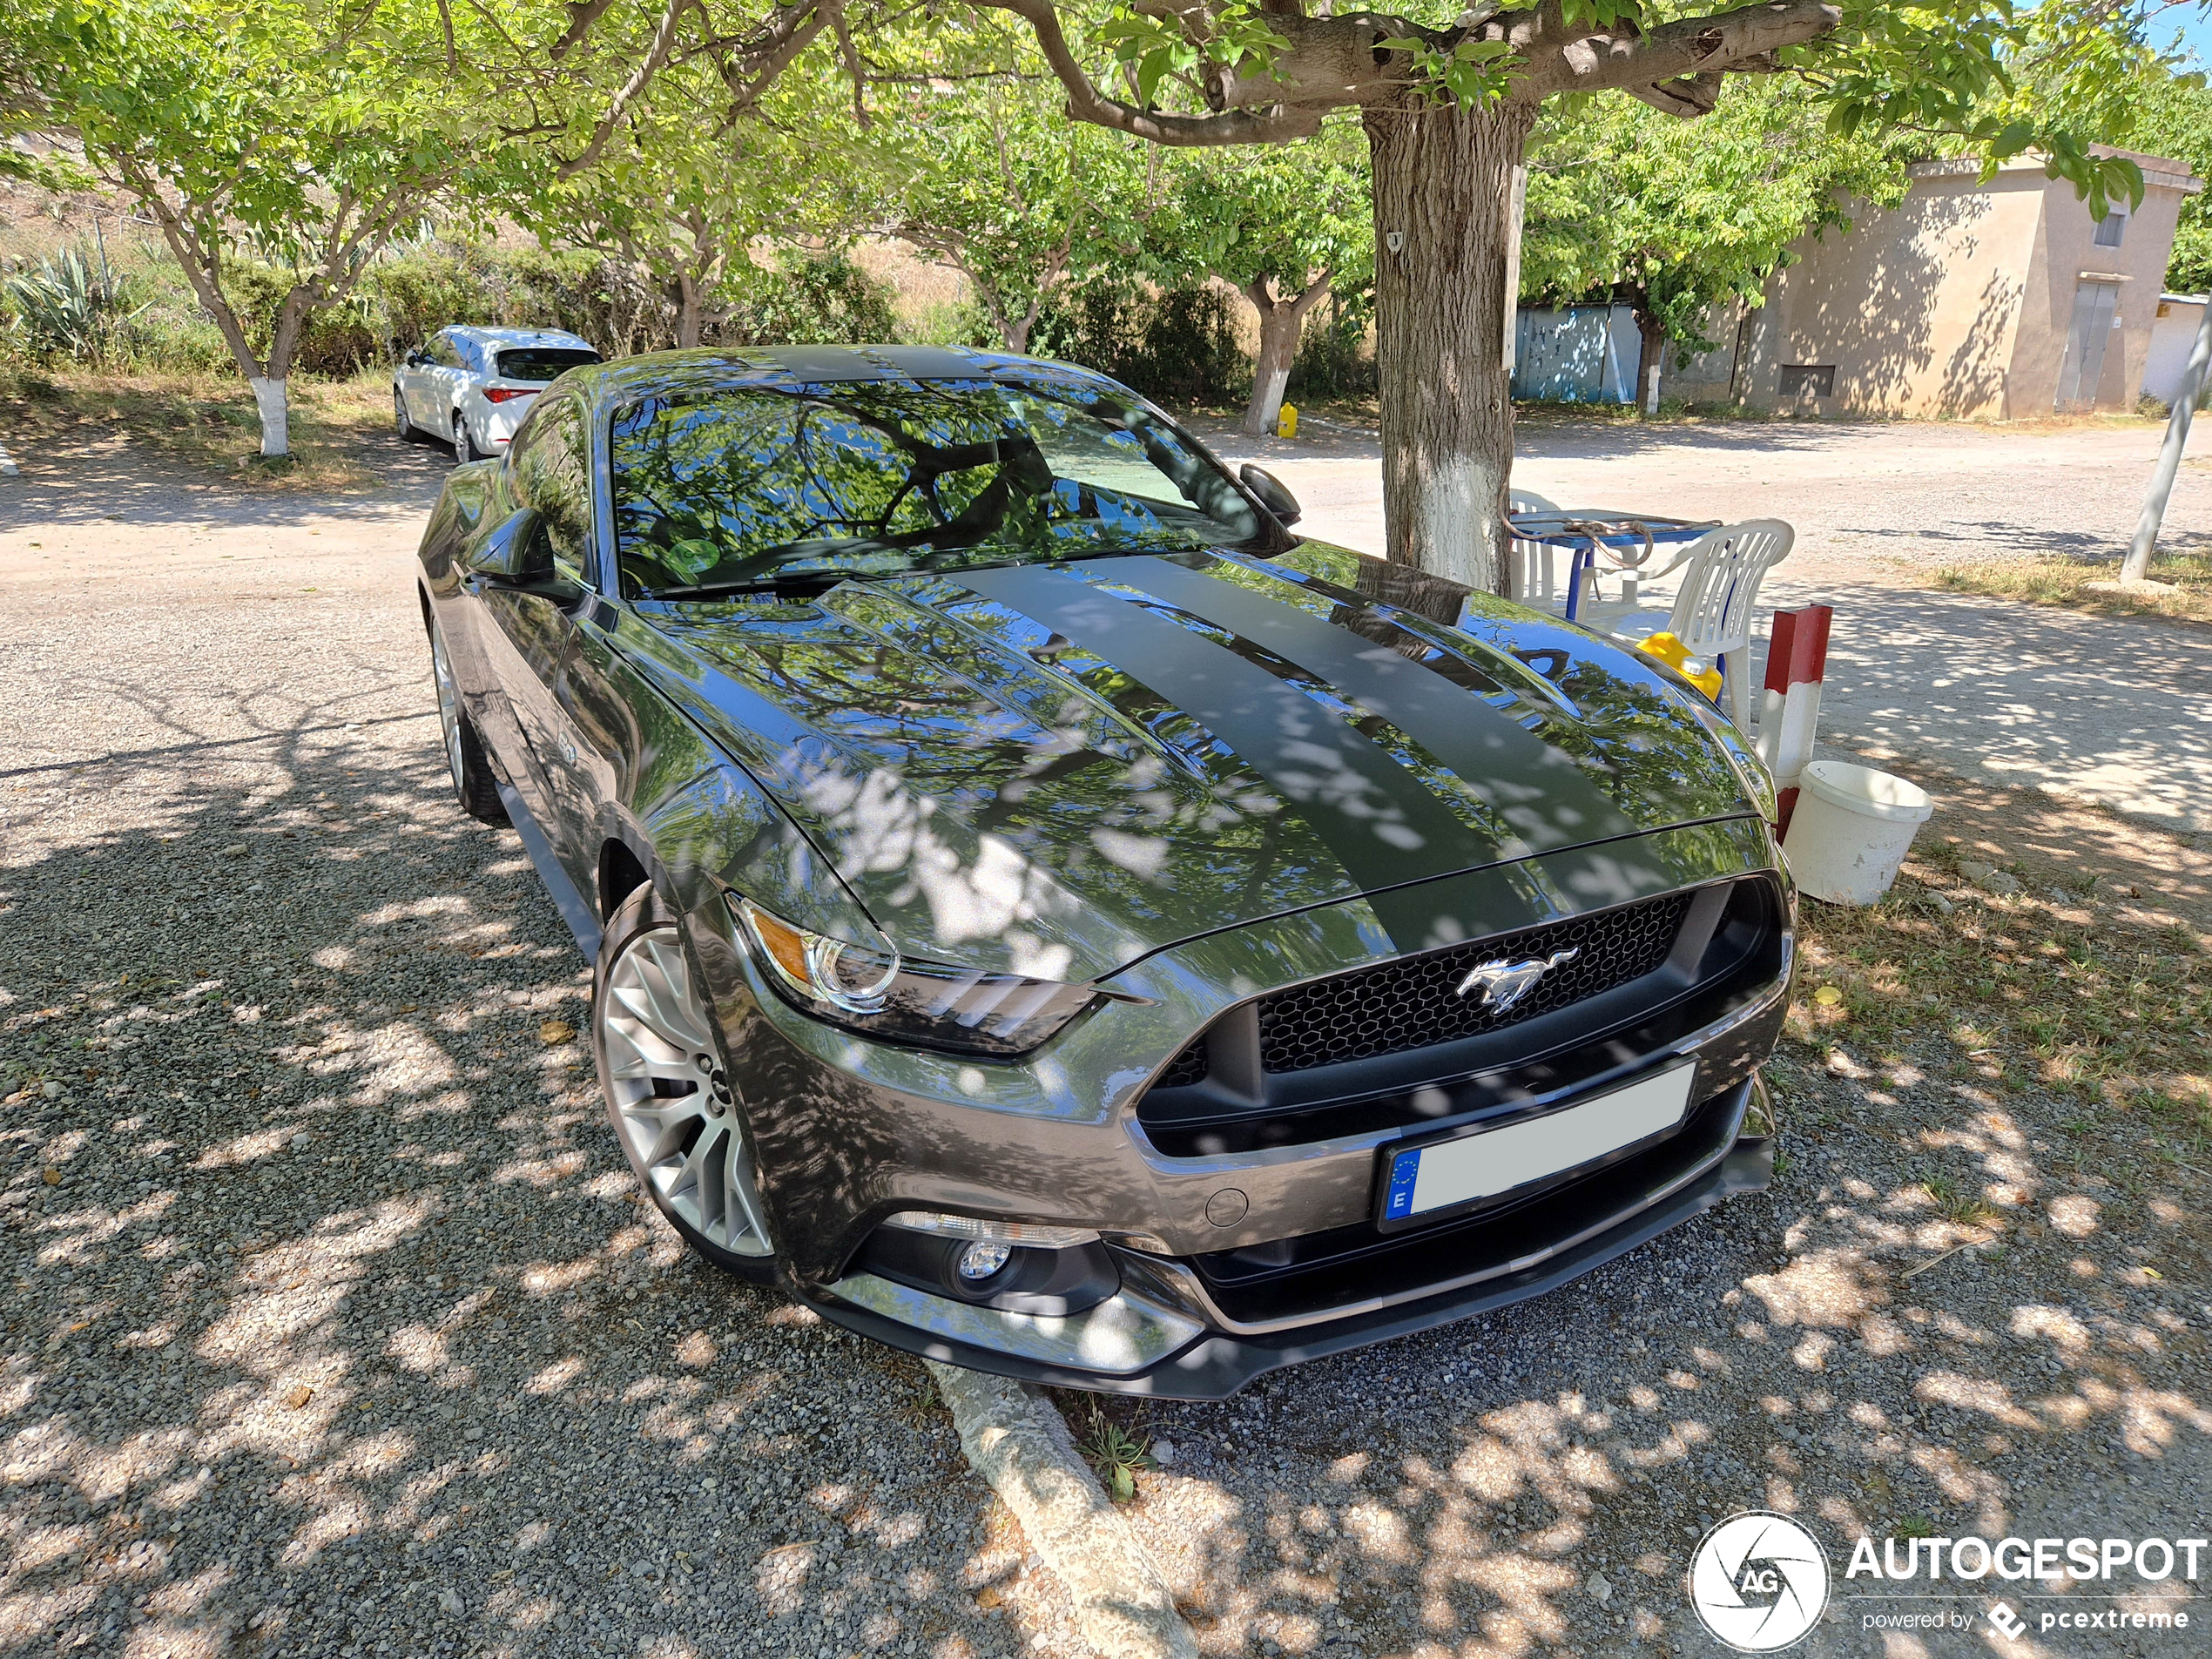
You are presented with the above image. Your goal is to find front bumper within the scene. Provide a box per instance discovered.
[806,1076,1774,1398]
[666,819,1792,1399]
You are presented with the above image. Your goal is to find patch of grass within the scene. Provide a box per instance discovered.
[0,365,395,490]
[1785,763,2212,1116]
[1068,1398,1153,1503]
[1895,1515,1937,1540]
[1929,551,2212,627]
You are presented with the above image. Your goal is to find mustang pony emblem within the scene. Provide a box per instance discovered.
[1453,947,1581,1012]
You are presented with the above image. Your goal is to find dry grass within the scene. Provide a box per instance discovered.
[1786,757,2212,1167]
[0,365,395,490]
[1928,550,2212,626]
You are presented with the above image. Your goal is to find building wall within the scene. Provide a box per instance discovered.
[2010,156,2189,415]
[2144,294,2209,405]
[1511,304,1641,402]
[1651,151,2200,418]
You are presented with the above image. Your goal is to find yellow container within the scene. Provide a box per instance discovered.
[1635,631,1723,700]
[1276,402,1298,440]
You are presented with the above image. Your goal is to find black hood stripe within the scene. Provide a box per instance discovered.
[1117,556,1639,855]
[957,563,1495,902]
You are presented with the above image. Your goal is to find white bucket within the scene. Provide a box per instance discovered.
[1781,760,1934,905]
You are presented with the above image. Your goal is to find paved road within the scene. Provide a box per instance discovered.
[1204,414,2212,832]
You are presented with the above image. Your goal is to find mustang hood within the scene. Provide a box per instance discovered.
[637,546,1758,982]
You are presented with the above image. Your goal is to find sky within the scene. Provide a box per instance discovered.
[2164,3,2212,64]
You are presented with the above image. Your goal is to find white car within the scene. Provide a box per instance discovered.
[393,326,602,462]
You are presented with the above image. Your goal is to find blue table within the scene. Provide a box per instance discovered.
[1507,512,1718,623]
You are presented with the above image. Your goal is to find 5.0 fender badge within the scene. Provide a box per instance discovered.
[1453,946,1580,1012]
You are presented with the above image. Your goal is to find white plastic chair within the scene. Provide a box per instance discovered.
[1585,519,1795,729]
[1505,489,1557,604]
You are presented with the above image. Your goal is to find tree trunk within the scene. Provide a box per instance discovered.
[1366,98,1536,591]
[675,273,705,349]
[1239,275,1329,437]
[258,293,312,458]
[1634,307,1667,416]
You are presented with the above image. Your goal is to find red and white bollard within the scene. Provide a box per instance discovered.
[1756,604,1832,839]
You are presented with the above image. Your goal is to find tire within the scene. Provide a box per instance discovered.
[394,386,416,441]
[452,413,475,464]
[428,618,508,824]
[594,882,779,1281]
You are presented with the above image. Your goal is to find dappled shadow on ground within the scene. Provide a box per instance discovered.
[1089,772,2211,1656]
[1763,579,2212,833]
[0,723,1042,1659]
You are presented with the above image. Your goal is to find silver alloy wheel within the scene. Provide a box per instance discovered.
[429,624,467,791]
[452,415,471,463]
[394,388,410,437]
[600,927,774,1257]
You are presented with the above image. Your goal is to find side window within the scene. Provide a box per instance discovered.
[434,334,464,370]
[512,396,594,573]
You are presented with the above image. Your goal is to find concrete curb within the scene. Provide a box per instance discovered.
[926,1360,1200,1659]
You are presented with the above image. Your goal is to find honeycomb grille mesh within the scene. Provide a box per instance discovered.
[1157,1041,1211,1089]
[1159,891,1695,1083]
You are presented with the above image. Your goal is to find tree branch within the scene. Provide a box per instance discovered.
[972,0,1325,145]
[556,0,698,177]
[1506,0,1841,105]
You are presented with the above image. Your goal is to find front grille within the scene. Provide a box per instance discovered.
[1169,891,1694,1081]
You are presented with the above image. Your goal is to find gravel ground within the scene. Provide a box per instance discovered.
[0,431,1087,1659]
[7,421,2209,1659]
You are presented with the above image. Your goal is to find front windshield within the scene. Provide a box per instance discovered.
[609,374,1261,597]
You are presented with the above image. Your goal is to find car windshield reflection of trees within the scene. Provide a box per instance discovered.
[610,376,1258,597]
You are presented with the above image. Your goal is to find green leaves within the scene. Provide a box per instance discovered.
[1401,35,1521,111]
[1092,3,1289,107]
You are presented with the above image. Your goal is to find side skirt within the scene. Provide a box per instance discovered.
[495,780,602,962]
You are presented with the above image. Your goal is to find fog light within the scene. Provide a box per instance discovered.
[955,1240,1013,1281]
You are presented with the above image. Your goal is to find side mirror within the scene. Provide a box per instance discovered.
[1239,462,1301,527]
[462,508,551,583]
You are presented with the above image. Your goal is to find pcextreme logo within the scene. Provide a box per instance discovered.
[1688,1512,1831,1651]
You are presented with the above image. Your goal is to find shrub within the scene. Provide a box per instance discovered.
[1286,290,1376,401]
[716,251,899,347]
[1032,281,1248,406]
[1,246,142,362]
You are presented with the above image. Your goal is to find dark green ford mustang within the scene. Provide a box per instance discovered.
[415,345,1791,1396]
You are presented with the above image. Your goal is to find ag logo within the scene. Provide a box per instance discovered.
[1688,1511,1831,1652]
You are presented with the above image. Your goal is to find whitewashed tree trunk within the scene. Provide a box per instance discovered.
[1367,98,1537,590]
[1238,273,1330,437]
[249,378,291,457]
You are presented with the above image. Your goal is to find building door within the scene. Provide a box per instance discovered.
[2057,280,2121,410]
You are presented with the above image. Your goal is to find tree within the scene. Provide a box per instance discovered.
[1164,124,1372,433]
[1523,77,1909,413]
[964,0,2148,590]
[2130,71,2212,293]
[0,0,839,455]
[876,70,1157,352]
[525,56,860,347]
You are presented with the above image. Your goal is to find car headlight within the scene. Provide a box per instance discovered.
[730,895,1100,1056]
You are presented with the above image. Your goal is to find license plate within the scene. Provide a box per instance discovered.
[1379,1062,1697,1224]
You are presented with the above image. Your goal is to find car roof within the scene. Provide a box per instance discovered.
[448,326,599,354]
[557,345,1123,415]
